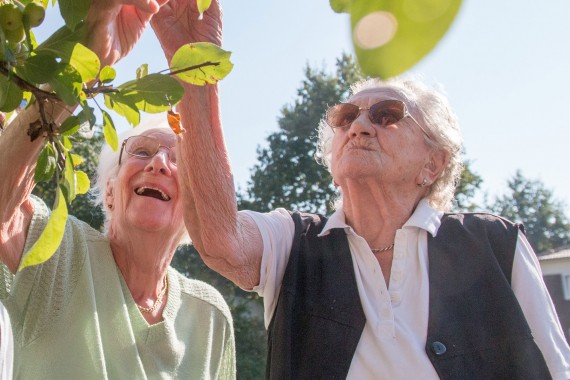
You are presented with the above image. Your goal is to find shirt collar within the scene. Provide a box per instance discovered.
[318,199,444,237]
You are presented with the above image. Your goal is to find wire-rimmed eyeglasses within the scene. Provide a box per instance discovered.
[118,135,177,165]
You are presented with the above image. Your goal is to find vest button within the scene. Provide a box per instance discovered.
[431,341,447,356]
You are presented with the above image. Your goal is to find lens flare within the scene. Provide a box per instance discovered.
[354,11,398,50]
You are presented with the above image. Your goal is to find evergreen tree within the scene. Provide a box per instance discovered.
[238,53,364,214]
[489,170,570,253]
[454,158,483,212]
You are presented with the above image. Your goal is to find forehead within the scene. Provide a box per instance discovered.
[348,88,405,104]
[139,128,176,146]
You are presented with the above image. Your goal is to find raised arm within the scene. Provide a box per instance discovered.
[0,0,164,272]
[152,0,264,289]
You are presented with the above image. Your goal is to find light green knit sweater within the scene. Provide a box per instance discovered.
[0,197,236,379]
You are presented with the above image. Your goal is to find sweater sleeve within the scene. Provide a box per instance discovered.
[512,231,570,380]
[0,195,89,345]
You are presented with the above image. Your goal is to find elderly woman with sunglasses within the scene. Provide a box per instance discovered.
[0,0,236,378]
[177,62,570,377]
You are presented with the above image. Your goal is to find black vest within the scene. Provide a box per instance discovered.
[266,211,552,380]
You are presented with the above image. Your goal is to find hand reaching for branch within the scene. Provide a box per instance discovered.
[151,0,222,63]
[85,0,169,68]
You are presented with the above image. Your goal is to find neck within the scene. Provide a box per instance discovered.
[108,226,178,302]
[340,178,423,247]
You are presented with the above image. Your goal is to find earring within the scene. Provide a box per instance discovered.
[333,179,339,188]
[417,178,428,187]
[107,204,113,210]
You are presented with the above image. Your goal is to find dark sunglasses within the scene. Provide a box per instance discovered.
[119,135,177,165]
[325,99,431,138]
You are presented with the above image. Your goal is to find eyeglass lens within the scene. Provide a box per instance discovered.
[126,136,177,164]
[326,100,406,129]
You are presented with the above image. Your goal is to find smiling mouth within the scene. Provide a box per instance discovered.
[135,187,171,201]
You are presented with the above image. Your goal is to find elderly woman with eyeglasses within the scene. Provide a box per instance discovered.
[176,62,570,377]
[0,0,235,378]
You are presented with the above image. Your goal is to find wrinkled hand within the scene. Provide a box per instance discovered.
[85,0,169,68]
[151,0,222,63]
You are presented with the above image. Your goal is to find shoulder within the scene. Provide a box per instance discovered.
[289,210,328,233]
[441,212,523,233]
[169,268,232,323]
[28,194,106,246]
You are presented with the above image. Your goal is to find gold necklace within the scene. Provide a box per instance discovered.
[371,243,395,254]
[137,276,168,314]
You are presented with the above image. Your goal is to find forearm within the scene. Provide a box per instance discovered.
[0,100,69,270]
[176,83,262,287]
[177,84,238,249]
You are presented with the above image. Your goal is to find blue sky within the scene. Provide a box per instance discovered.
[40,0,570,213]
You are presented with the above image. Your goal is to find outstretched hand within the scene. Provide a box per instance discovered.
[85,0,169,68]
[151,0,222,63]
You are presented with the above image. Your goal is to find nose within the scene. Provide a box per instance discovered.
[144,149,172,175]
[347,111,376,138]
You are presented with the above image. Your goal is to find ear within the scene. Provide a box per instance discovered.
[105,178,116,209]
[422,149,448,184]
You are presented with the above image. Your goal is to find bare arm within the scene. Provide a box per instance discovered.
[0,105,50,272]
[152,0,263,289]
[0,0,165,272]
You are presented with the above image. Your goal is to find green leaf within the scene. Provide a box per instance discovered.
[100,65,116,83]
[170,42,233,85]
[330,0,352,13]
[61,135,72,149]
[59,115,80,135]
[18,187,68,271]
[48,64,83,106]
[75,170,90,195]
[36,38,98,83]
[69,42,99,82]
[0,74,23,112]
[119,73,184,113]
[136,64,148,79]
[34,143,57,183]
[350,0,462,78]
[59,0,91,31]
[77,99,95,129]
[102,110,118,151]
[104,92,140,126]
[35,26,81,60]
[61,149,76,202]
[197,0,212,19]
[70,153,84,166]
[16,52,59,84]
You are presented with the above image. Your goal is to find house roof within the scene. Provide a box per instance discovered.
[538,245,570,261]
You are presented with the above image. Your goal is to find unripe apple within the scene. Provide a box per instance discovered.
[0,4,23,32]
[4,25,24,43]
[23,2,45,28]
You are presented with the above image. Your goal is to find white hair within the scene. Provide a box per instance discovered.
[316,76,464,212]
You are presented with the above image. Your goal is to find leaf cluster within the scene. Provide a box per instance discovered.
[1,0,233,270]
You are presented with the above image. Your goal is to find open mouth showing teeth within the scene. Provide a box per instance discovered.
[135,187,171,201]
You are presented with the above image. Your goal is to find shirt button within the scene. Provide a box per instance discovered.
[431,341,447,356]
[390,292,401,304]
[391,271,402,282]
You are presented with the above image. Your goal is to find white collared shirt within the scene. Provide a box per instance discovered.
[244,199,570,380]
